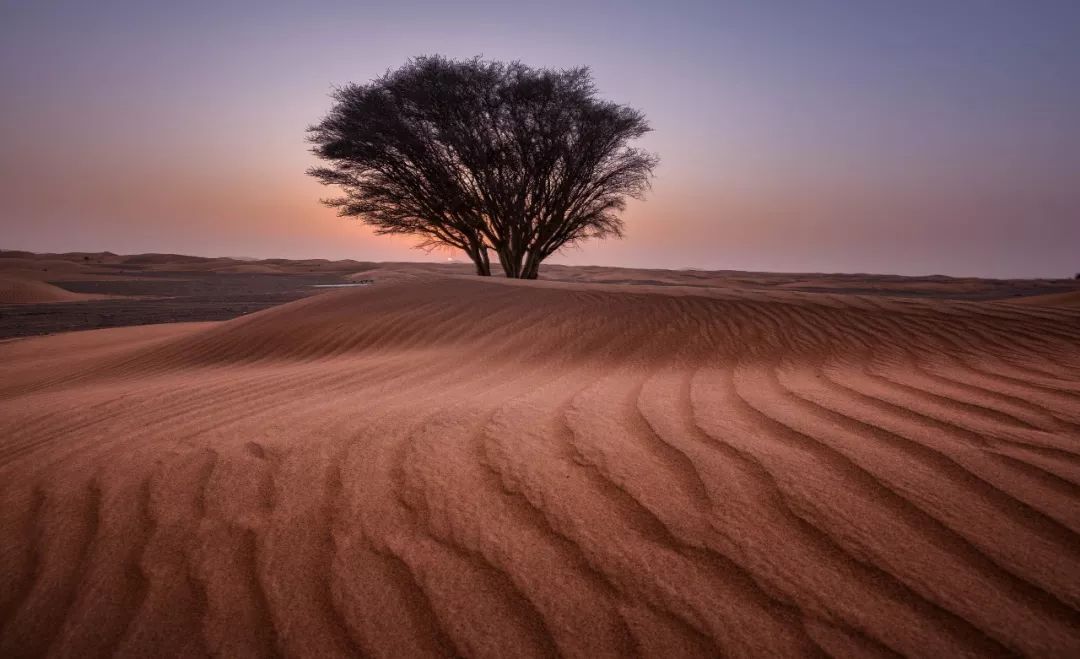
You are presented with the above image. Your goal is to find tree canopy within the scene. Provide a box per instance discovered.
[307,56,658,278]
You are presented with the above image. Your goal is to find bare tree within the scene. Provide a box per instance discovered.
[307,56,657,278]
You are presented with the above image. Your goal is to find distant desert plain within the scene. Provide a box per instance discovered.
[2,250,1080,656]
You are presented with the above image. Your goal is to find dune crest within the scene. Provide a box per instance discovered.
[2,278,1079,656]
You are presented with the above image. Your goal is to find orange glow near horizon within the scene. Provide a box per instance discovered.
[2,2,1078,277]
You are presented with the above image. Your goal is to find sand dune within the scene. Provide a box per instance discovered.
[0,276,108,304]
[0,259,102,282]
[1,276,1079,656]
[8,250,1080,302]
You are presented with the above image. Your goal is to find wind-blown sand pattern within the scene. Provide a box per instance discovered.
[2,276,1079,657]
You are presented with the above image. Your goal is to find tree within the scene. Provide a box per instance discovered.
[307,56,658,278]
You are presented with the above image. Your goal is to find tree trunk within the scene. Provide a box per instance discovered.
[495,247,545,279]
[467,245,491,276]
[479,247,491,276]
[521,251,542,279]
[497,247,524,278]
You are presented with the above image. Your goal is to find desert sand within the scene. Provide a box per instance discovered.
[2,263,1080,657]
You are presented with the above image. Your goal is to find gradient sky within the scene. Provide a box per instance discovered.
[2,1,1078,277]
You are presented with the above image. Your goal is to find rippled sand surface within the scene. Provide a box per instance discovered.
[2,276,1079,657]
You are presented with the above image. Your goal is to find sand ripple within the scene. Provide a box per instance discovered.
[1,278,1079,657]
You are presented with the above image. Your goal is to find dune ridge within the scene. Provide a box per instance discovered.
[1,277,1079,657]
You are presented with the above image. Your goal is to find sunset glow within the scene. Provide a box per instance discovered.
[2,1,1078,277]
[4,5,1080,656]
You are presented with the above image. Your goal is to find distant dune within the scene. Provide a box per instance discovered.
[2,275,1079,656]
[0,276,108,304]
[4,250,1080,303]
[1004,290,1080,308]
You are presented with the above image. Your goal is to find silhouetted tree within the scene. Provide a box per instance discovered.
[307,56,658,278]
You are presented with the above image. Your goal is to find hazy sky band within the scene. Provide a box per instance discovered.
[2,1,1078,277]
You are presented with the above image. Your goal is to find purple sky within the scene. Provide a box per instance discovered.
[2,1,1078,277]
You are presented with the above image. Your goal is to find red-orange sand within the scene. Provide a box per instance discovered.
[2,275,1079,657]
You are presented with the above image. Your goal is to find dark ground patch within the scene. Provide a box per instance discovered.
[777,283,1079,301]
[0,272,346,339]
[3,260,1079,340]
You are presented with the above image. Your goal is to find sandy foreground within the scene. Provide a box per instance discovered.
[1,274,1079,657]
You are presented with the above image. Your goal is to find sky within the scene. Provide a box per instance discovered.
[1,0,1078,278]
